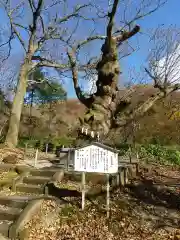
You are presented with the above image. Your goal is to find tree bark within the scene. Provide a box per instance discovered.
[5,62,30,147]
[79,37,124,138]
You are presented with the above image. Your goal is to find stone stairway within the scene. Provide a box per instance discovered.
[0,196,28,238]
[0,166,64,239]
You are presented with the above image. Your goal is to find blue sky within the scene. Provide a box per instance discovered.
[0,0,180,98]
[125,1,180,66]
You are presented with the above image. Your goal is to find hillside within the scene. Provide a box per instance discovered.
[20,99,86,139]
[1,85,180,145]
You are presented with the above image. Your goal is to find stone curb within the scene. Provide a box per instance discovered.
[44,169,65,195]
[9,199,43,240]
[0,164,15,171]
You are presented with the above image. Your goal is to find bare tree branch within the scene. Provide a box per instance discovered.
[2,2,27,52]
[9,0,25,16]
[9,21,27,52]
[32,55,97,71]
[27,0,34,12]
[0,25,14,62]
[116,25,140,43]
[76,36,106,50]
[28,0,43,51]
[107,0,119,40]
[145,26,180,91]
[59,5,89,23]
[13,22,30,34]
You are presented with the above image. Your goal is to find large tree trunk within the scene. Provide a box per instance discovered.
[28,88,35,139]
[5,62,30,147]
[80,38,120,137]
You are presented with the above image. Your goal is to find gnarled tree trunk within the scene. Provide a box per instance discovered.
[81,37,120,136]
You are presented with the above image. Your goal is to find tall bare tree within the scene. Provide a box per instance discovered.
[145,26,180,85]
[0,0,97,147]
[144,26,180,119]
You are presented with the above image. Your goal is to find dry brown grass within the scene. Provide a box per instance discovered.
[1,85,180,143]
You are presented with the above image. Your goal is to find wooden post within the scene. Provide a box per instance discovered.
[129,146,132,164]
[116,172,120,186]
[120,168,125,186]
[81,172,86,211]
[124,168,128,185]
[25,143,28,153]
[44,186,49,196]
[24,143,28,159]
[67,149,70,171]
[106,173,110,218]
[45,143,48,155]
[34,149,38,168]
[136,151,139,176]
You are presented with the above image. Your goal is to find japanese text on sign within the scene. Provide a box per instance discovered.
[74,145,118,173]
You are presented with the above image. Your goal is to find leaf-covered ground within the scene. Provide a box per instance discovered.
[23,161,180,240]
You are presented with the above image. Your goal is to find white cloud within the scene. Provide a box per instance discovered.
[85,75,97,94]
[154,44,180,84]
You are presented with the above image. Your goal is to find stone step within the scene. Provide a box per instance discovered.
[30,168,63,177]
[0,164,16,171]
[0,196,28,209]
[16,183,44,194]
[23,176,51,185]
[0,220,12,238]
[0,205,22,221]
[53,163,73,169]
[0,233,9,240]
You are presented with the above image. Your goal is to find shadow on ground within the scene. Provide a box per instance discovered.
[123,173,180,232]
[41,164,180,234]
[127,178,180,209]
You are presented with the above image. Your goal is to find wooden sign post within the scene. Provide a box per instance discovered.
[81,172,86,210]
[106,174,110,218]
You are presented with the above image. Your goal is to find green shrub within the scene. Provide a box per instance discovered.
[18,135,76,151]
[50,136,75,149]
[115,143,131,156]
[18,137,39,148]
[166,149,180,164]
[137,144,180,165]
